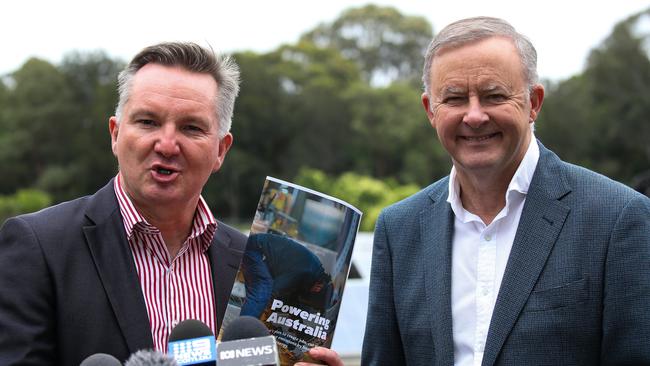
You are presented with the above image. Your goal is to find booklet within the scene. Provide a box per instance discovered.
[219,176,362,365]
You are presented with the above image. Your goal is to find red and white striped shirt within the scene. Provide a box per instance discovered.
[113,175,218,352]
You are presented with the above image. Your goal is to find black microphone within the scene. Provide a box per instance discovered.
[220,316,270,342]
[167,319,217,366]
[124,349,178,366]
[79,353,122,366]
[217,316,279,366]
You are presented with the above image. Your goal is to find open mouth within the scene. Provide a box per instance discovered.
[152,164,179,177]
[156,167,174,175]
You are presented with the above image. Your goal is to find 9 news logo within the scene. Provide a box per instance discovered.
[169,336,216,365]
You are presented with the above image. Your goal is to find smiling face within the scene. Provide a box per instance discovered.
[422,36,543,182]
[109,63,232,215]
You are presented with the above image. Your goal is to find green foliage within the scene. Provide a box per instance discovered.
[537,8,650,185]
[0,52,121,202]
[345,81,450,180]
[58,51,122,200]
[295,168,420,231]
[0,189,52,223]
[583,11,650,181]
[1,4,648,227]
[301,4,432,86]
[206,44,365,220]
[536,76,595,168]
[0,58,76,194]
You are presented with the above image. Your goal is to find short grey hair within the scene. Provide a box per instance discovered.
[115,42,240,138]
[422,17,538,94]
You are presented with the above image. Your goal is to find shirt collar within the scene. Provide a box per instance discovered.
[447,136,540,223]
[113,174,217,251]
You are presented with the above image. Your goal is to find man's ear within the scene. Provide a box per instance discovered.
[109,117,119,156]
[421,92,437,128]
[212,132,233,173]
[529,84,545,122]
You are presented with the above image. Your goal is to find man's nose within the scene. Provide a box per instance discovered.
[462,96,489,129]
[154,124,181,157]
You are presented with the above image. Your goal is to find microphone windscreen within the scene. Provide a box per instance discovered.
[221,316,270,341]
[168,319,217,365]
[79,353,122,366]
[125,349,178,366]
[168,319,214,341]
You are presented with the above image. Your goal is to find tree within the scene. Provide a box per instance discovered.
[536,76,595,169]
[52,51,122,200]
[345,81,450,183]
[301,4,432,86]
[208,44,364,220]
[537,8,650,186]
[0,58,76,195]
[0,52,123,202]
[583,9,650,182]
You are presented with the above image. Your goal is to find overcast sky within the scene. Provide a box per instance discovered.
[3,0,649,80]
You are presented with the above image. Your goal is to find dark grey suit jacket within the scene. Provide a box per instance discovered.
[0,180,247,365]
[362,142,650,365]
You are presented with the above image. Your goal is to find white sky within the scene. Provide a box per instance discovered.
[2,0,649,81]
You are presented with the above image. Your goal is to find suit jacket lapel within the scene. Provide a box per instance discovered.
[207,224,246,333]
[482,144,571,366]
[422,182,456,366]
[82,180,153,354]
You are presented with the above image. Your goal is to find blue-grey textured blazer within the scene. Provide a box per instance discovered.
[0,179,247,365]
[362,142,650,365]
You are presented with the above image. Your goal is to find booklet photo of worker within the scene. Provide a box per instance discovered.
[220,176,362,365]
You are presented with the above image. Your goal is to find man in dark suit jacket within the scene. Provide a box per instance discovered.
[0,180,246,365]
[362,17,650,365]
[0,42,245,365]
[0,42,343,366]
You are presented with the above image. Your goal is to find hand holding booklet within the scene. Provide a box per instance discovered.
[219,177,362,365]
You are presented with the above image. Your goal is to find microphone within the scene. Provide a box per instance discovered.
[167,319,217,366]
[220,316,270,342]
[217,316,279,366]
[125,349,178,366]
[79,353,122,366]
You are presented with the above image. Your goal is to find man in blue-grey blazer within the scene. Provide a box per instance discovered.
[362,17,650,365]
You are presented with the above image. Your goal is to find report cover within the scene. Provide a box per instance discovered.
[219,176,362,365]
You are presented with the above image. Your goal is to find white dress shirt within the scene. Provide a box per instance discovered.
[447,137,539,366]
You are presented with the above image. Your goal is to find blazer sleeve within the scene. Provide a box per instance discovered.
[0,217,57,365]
[361,212,407,365]
[601,195,650,364]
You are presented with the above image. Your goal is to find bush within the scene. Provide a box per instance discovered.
[0,189,52,223]
[295,168,419,231]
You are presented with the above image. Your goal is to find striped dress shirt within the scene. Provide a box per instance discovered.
[114,175,218,352]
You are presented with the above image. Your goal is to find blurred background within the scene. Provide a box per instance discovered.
[1,1,649,230]
[3,2,650,363]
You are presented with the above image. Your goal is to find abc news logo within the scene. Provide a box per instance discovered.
[216,336,278,365]
[219,344,274,359]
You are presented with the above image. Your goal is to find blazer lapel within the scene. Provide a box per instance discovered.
[208,224,246,332]
[83,181,153,354]
[422,183,456,366]
[481,144,571,366]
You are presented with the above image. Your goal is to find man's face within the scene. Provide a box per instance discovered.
[422,37,543,179]
[109,63,232,212]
